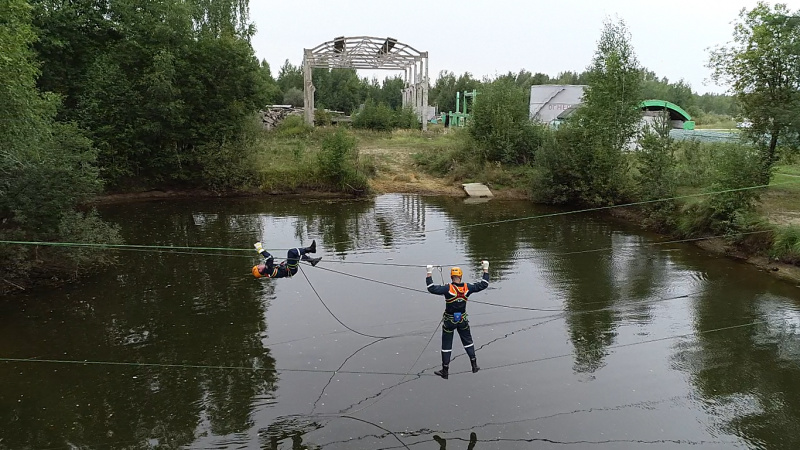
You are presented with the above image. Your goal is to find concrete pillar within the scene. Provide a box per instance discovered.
[422,53,429,131]
[302,50,315,126]
[412,62,418,121]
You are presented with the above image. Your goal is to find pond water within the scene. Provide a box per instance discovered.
[1,194,799,449]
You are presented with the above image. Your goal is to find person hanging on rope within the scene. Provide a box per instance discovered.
[426,260,489,379]
[252,240,321,279]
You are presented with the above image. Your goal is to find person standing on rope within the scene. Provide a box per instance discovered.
[426,260,489,379]
[252,240,321,279]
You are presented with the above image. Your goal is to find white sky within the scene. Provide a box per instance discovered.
[250,0,800,94]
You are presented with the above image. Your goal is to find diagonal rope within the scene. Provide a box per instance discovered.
[297,264,397,339]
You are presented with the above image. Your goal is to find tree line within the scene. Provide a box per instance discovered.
[417,3,799,262]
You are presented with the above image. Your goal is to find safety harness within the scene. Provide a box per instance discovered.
[444,283,469,323]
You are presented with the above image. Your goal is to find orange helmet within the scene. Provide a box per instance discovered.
[252,265,263,278]
[450,267,463,278]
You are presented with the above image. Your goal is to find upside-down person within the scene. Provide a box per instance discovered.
[252,241,321,279]
[425,261,490,379]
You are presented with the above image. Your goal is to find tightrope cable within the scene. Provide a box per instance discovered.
[454,319,768,375]
[0,318,767,378]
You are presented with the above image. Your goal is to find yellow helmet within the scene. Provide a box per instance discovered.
[450,267,463,278]
[252,265,263,278]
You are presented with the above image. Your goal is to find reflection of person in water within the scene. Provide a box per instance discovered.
[434,432,478,449]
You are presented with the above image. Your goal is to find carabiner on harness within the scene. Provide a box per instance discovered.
[453,312,463,323]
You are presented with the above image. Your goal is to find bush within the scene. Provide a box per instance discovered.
[317,129,369,193]
[314,108,332,126]
[57,209,122,272]
[352,99,394,131]
[674,140,718,187]
[392,107,420,130]
[677,143,764,236]
[283,87,304,107]
[275,115,312,137]
[771,225,800,264]
[469,80,540,165]
[533,122,635,205]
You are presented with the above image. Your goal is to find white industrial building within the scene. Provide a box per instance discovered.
[529,85,695,131]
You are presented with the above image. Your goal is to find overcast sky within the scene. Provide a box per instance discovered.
[250,0,800,94]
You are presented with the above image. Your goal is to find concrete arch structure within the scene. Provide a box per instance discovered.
[302,36,429,130]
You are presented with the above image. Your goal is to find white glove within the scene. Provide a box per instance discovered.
[254,242,264,253]
[426,265,433,273]
[481,260,489,270]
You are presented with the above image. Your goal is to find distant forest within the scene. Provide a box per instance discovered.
[270,61,737,119]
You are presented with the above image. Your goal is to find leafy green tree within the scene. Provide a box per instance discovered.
[378,75,405,109]
[429,71,481,114]
[536,19,642,205]
[283,87,304,107]
[709,2,800,182]
[259,59,283,105]
[277,59,303,93]
[469,79,541,164]
[635,112,678,227]
[1,0,119,290]
[32,0,269,188]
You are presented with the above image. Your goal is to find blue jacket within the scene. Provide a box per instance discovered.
[426,272,489,315]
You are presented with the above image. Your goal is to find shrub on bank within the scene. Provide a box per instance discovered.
[771,225,800,264]
[675,143,764,236]
[469,79,541,165]
[276,115,313,137]
[317,129,369,193]
[353,100,420,131]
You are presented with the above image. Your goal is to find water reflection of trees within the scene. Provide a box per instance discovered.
[421,197,547,278]
[242,195,426,255]
[421,200,671,374]
[0,204,277,449]
[670,260,800,450]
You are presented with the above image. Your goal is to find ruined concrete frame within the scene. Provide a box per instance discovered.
[303,36,429,131]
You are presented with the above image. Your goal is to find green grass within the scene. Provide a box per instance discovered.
[759,165,800,215]
[353,127,462,152]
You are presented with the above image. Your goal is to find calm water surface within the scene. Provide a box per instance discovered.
[1,194,799,449]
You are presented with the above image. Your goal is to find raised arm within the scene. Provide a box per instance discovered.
[467,261,490,293]
[426,265,450,295]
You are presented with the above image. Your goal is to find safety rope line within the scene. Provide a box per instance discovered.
[451,319,769,376]
[0,290,720,378]
[307,259,706,314]
[2,179,797,254]
[16,229,770,281]
[297,264,399,340]
[0,357,419,376]
[341,317,445,417]
[311,338,387,414]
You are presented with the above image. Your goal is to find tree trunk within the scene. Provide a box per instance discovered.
[762,129,780,184]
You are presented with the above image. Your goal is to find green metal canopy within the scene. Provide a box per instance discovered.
[640,99,692,121]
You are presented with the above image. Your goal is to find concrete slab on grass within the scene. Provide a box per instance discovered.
[462,183,493,198]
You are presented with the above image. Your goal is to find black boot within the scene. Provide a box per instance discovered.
[434,365,449,379]
[305,240,316,254]
[302,256,321,267]
[470,358,480,373]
